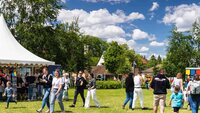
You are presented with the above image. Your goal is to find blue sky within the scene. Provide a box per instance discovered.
[58,0,200,59]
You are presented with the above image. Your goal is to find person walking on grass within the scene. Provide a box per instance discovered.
[122,73,134,110]
[150,69,170,113]
[69,71,87,107]
[132,71,145,110]
[3,81,17,109]
[186,74,200,113]
[85,73,100,108]
[171,73,183,92]
[169,86,184,113]
[50,69,65,113]
[62,73,70,101]
[36,67,53,113]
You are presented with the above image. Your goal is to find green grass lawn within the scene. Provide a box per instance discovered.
[0,89,192,113]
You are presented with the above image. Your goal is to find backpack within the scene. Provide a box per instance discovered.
[190,81,200,95]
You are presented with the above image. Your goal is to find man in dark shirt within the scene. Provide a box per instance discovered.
[25,73,36,101]
[150,69,170,113]
[70,71,87,107]
[122,73,134,110]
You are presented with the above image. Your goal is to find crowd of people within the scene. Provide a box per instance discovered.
[123,69,200,113]
[1,67,200,113]
[0,67,100,113]
[34,67,100,113]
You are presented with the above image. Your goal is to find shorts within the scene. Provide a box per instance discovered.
[153,94,166,107]
[173,107,180,112]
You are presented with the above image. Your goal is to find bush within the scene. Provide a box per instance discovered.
[96,81,122,89]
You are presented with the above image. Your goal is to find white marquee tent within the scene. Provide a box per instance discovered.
[0,15,55,65]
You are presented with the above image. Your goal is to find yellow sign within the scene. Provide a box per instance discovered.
[186,70,190,75]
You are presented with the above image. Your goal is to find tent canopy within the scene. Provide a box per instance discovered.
[0,15,55,65]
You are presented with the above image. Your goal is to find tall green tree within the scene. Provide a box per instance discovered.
[147,55,158,68]
[104,42,124,74]
[192,21,200,66]
[82,35,108,70]
[157,55,162,64]
[104,42,136,75]
[163,29,194,76]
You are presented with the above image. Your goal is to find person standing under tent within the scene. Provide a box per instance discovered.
[37,71,44,100]
[62,73,70,101]
[85,73,100,108]
[0,75,4,102]
[26,73,36,101]
[69,71,87,107]
[150,69,171,113]
[17,74,24,100]
[122,73,134,110]
[132,71,145,110]
[50,69,65,113]
[36,67,53,113]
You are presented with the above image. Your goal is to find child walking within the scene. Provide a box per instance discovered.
[169,86,184,113]
[3,81,17,109]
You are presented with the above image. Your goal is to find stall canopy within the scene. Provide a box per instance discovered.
[0,15,55,65]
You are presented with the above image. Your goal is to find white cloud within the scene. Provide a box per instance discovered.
[107,37,127,44]
[58,9,144,28]
[82,0,130,4]
[149,2,159,11]
[57,8,146,50]
[58,8,144,42]
[61,0,66,3]
[150,41,165,47]
[132,29,148,40]
[132,29,156,41]
[139,46,149,52]
[127,12,145,21]
[127,39,136,49]
[83,25,126,39]
[163,4,200,32]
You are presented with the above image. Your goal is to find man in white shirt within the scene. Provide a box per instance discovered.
[132,71,145,110]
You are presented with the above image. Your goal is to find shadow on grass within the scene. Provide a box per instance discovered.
[90,106,110,108]
[55,111,73,113]
[63,99,73,102]
[133,107,153,110]
[12,107,27,109]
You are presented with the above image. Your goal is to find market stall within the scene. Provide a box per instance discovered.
[0,15,55,100]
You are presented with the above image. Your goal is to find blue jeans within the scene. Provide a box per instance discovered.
[0,92,2,101]
[37,85,43,98]
[123,92,133,108]
[6,96,12,108]
[41,88,51,109]
[50,88,64,113]
[189,95,200,113]
[28,84,34,100]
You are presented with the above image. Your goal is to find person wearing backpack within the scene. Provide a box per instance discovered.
[186,74,200,113]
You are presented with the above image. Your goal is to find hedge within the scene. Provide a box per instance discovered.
[96,81,122,89]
